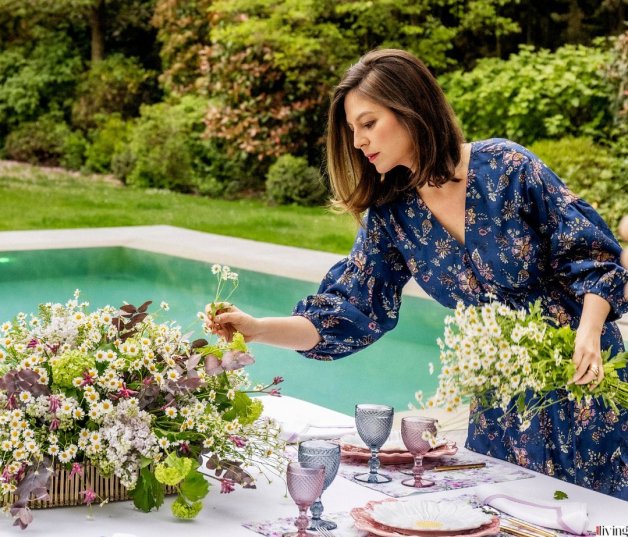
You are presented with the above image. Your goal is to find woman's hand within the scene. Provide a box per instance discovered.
[569,293,610,389]
[205,303,260,343]
[570,325,604,388]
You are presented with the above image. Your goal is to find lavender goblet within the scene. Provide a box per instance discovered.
[298,440,341,531]
[354,403,394,484]
[400,416,437,488]
[283,461,325,537]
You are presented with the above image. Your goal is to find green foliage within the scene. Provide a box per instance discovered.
[443,42,613,144]
[130,464,165,512]
[529,137,628,234]
[265,154,328,206]
[152,0,213,95]
[203,0,521,178]
[4,113,87,168]
[179,465,210,501]
[222,392,263,425]
[123,95,243,193]
[84,114,133,173]
[0,33,82,136]
[72,54,158,131]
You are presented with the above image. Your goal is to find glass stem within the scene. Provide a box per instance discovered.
[296,505,309,537]
[310,496,323,522]
[412,454,424,486]
[368,447,381,483]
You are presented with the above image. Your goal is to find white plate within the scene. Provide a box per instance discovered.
[341,431,447,453]
[370,499,493,532]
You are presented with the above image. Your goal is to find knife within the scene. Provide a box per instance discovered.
[431,462,487,472]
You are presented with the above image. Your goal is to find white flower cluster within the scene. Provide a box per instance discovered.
[0,292,284,498]
[428,301,551,425]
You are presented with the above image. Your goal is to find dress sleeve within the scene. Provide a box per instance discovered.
[292,207,412,360]
[518,148,628,321]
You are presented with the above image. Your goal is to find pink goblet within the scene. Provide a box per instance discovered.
[283,461,325,537]
[400,416,437,488]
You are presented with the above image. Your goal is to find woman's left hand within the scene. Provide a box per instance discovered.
[570,325,604,388]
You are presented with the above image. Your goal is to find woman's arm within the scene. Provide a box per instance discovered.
[207,305,322,351]
[570,293,611,387]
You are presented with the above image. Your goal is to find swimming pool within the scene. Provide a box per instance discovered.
[0,247,448,415]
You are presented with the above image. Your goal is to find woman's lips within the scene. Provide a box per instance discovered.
[367,152,379,163]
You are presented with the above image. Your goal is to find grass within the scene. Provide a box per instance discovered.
[0,161,356,254]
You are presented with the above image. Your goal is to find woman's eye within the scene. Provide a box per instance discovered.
[364,121,374,129]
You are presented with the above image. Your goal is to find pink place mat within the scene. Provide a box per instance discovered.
[338,450,534,498]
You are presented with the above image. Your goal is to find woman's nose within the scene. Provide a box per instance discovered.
[353,130,366,149]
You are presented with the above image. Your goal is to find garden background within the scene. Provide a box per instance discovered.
[0,0,626,252]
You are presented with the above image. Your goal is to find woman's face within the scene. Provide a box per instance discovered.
[344,90,415,174]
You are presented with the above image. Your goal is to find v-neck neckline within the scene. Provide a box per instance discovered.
[416,142,476,249]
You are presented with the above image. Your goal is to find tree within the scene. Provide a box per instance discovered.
[0,0,157,64]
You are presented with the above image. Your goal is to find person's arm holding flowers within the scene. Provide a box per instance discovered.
[571,293,610,387]
[518,152,628,382]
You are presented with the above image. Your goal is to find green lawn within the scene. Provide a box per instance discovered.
[0,161,356,254]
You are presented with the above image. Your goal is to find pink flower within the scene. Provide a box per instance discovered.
[49,418,60,431]
[69,463,83,479]
[272,376,284,385]
[114,383,138,399]
[80,370,95,387]
[229,435,247,448]
[26,338,39,349]
[220,478,235,494]
[80,488,97,505]
[48,395,61,413]
[269,388,281,397]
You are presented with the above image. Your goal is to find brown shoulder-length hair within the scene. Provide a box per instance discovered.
[326,48,464,223]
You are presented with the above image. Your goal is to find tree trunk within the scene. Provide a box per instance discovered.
[89,0,105,63]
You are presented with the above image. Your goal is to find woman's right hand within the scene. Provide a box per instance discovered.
[205,303,260,343]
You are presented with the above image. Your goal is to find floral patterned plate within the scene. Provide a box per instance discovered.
[370,498,493,531]
[351,499,500,537]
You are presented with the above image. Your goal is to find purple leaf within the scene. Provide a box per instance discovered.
[10,506,33,529]
[204,354,224,376]
[221,351,255,371]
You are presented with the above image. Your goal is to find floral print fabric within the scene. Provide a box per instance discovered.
[293,139,628,498]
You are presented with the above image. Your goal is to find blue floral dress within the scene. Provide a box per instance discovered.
[293,139,628,499]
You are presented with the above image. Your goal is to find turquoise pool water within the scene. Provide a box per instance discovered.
[0,247,449,415]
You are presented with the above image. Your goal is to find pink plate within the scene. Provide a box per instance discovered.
[351,505,500,537]
[341,442,457,465]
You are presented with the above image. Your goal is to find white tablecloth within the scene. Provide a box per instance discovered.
[3,396,626,536]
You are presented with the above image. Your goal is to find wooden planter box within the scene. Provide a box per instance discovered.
[2,463,174,509]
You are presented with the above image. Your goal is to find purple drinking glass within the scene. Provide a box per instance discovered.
[283,461,325,537]
[400,416,437,488]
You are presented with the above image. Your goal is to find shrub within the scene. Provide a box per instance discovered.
[265,154,328,206]
[0,33,82,137]
[123,95,244,193]
[4,114,86,168]
[529,137,628,234]
[84,114,133,173]
[72,54,158,131]
[443,43,613,144]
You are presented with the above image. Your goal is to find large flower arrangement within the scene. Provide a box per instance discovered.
[425,299,628,429]
[0,265,285,529]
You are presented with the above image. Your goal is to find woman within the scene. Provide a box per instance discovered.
[209,49,628,498]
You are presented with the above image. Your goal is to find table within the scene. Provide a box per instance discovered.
[3,396,626,536]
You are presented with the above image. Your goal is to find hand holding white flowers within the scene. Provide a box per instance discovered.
[427,300,628,430]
